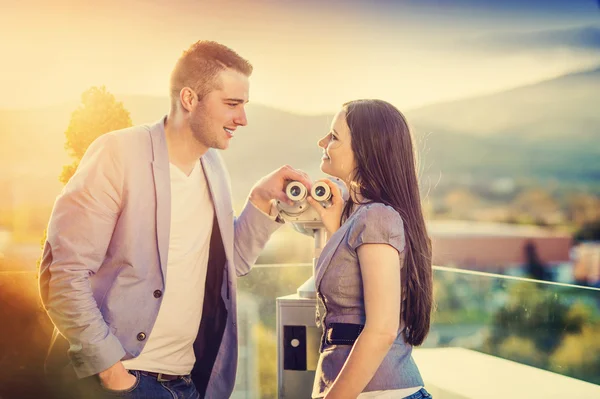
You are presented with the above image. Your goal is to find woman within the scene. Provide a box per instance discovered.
[306,99,433,399]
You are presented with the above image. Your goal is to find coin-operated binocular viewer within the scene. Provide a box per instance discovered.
[275,180,337,399]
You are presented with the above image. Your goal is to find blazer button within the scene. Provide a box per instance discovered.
[137,332,147,341]
[153,290,162,298]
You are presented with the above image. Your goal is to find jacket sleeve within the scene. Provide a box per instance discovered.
[233,200,283,277]
[38,133,126,378]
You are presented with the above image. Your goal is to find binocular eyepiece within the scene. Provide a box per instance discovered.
[312,184,330,201]
[285,181,308,202]
[285,181,331,202]
[277,180,339,226]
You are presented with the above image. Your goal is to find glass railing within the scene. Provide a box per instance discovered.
[427,267,600,383]
[1,247,599,398]
[235,263,600,398]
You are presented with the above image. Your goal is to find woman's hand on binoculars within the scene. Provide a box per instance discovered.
[249,165,312,214]
[307,178,344,235]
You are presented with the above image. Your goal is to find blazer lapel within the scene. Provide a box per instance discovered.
[200,151,234,264]
[149,118,171,285]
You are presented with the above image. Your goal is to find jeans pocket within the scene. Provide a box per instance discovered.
[99,370,141,396]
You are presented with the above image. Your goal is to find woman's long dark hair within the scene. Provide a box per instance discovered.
[342,99,433,346]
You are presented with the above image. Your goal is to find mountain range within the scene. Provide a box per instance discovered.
[1,65,599,209]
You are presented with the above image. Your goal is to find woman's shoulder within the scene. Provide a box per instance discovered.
[353,202,403,226]
[345,202,406,251]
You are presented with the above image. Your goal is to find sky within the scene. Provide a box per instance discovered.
[1,0,599,114]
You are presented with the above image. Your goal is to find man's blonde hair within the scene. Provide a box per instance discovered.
[170,40,253,110]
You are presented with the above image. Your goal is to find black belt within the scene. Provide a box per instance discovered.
[325,323,365,345]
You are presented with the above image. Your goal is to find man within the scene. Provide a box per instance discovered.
[39,40,310,398]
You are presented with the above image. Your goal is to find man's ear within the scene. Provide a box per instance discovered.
[179,87,196,112]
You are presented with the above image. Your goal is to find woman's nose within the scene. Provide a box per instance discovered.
[317,136,327,148]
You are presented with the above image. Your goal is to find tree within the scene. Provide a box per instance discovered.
[485,283,574,357]
[484,282,600,384]
[566,194,600,225]
[549,324,600,384]
[497,336,545,368]
[59,86,132,184]
[512,188,563,225]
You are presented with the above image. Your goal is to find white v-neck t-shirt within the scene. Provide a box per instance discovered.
[123,159,214,375]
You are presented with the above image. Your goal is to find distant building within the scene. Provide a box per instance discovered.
[429,220,571,275]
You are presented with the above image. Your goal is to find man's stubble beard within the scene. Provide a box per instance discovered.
[190,105,221,150]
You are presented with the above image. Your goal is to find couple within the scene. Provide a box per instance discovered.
[39,40,433,399]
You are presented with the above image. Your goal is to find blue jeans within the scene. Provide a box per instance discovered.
[405,388,432,399]
[89,370,200,399]
[357,387,432,398]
